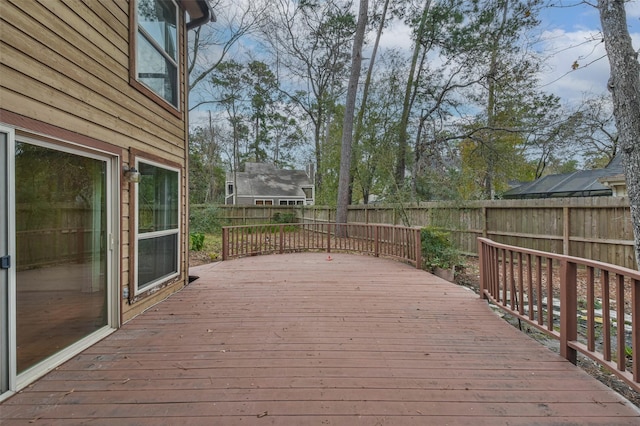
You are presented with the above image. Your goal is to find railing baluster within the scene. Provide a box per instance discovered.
[587,266,595,352]
[537,258,544,326]
[501,249,507,304]
[602,270,611,362]
[616,274,626,372]
[547,257,554,331]
[527,253,534,320]
[518,252,523,314]
[509,251,515,310]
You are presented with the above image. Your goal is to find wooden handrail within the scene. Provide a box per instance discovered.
[478,237,639,392]
[222,222,422,268]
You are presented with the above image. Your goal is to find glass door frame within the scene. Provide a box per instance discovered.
[0,125,17,402]
[0,129,120,398]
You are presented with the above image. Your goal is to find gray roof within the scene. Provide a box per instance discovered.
[503,155,625,199]
[230,163,313,198]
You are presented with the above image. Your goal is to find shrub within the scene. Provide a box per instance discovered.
[190,232,205,251]
[272,212,297,224]
[420,226,462,271]
[190,205,224,234]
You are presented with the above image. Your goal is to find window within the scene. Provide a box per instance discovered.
[279,200,303,206]
[227,183,234,194]
[135,0,178,107]
[255,199,273,205]
[136,160,180,292]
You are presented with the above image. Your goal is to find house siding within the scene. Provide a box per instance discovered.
[0,0,190,322]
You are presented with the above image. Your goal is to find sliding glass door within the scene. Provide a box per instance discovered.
[15,141,111,374]
[0,132,118,399]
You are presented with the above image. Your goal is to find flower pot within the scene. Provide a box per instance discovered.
[434,266,455,282]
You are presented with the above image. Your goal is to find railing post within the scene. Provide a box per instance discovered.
[374,225,379,257]
[279,224,284,254]
[415,227,422,269]
[633,278,639,383]
[560,259,577,364]
[478,239,486,299]
[222,227,229,261]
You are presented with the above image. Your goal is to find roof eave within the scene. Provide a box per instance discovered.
[181,0,216,30]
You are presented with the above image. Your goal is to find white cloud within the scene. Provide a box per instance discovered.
[377,20,412,51]
[537,29,610,104]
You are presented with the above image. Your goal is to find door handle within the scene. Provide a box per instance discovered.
[0,256,9,269]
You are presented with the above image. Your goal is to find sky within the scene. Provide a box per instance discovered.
[374,1,640,107]
[190,0,640,127]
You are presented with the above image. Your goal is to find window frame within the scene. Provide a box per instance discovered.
[134,157,181,295]
[129,0,182,116]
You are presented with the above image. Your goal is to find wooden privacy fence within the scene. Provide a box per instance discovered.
[207,197,636,269]
[301,198,636,270]
[222,222,422,268]
[478,237,639,392]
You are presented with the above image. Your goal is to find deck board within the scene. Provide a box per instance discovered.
[2,253,639,425]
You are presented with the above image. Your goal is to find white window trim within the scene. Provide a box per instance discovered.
[134,158,181,295]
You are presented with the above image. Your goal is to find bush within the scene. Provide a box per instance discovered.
[190,205,224,234]
[420,226,462,271]
[190,232,205,251]
[272,212,297,224]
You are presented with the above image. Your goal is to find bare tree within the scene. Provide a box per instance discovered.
[260,0,355,196]
[337,0,368,227]
[597,0,640,269]
[188,0,266,104]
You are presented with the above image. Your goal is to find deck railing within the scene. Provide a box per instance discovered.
[222,222,422,268]
[478,237,639,392]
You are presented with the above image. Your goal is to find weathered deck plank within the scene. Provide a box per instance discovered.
[2,253,639,425]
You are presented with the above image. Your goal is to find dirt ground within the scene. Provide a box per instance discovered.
[190,251,639,408]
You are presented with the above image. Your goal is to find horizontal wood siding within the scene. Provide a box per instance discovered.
[1,0,191,320]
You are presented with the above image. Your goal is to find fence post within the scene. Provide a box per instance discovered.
[222,227,229,261]
[560,258,578,364]
[563,206,570,255]
[478,239,486,299]
[327,223,331,253]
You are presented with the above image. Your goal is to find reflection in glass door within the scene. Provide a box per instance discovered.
[15,142,109,374]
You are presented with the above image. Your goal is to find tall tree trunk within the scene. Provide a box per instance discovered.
[484,0,509,200]
[336,0,368,229]
[598,0,640,269]
[395,0,432,188]
[349,0,390,203]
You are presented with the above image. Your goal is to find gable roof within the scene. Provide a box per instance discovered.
[503,155,625,199]
[231,163,313,198]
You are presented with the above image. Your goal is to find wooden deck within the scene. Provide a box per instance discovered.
[2,253,639,425]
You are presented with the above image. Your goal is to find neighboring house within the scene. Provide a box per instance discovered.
[226,162,315,206]
[503,155,626,199]
[0,0,213,398]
